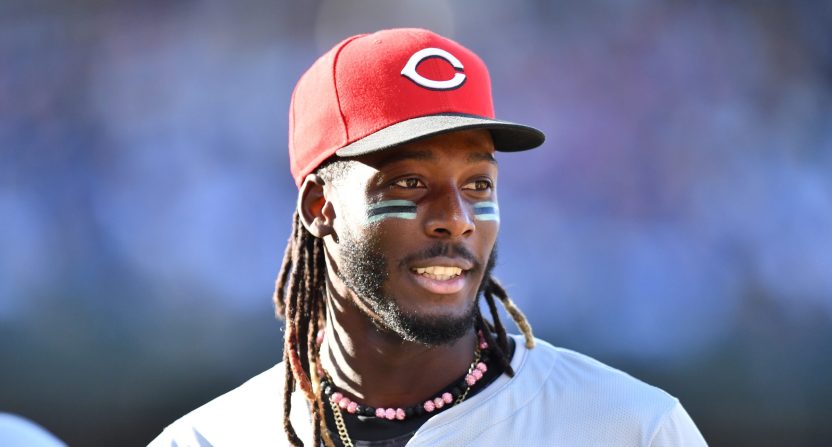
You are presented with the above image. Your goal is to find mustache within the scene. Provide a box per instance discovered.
[398,242,481,270]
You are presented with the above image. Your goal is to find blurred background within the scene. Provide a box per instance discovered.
[2,0,831,445]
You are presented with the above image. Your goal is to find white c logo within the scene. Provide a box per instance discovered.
[401,48,466,91]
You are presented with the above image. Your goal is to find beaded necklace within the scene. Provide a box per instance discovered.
[319,331,491,446]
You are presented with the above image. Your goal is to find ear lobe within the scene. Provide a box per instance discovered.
[297,174,336,239]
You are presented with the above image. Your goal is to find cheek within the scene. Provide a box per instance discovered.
[370,218,420,246]
[362,220,424,270]
[341,199,420,247]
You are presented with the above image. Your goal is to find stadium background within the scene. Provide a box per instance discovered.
[2,1,831,445]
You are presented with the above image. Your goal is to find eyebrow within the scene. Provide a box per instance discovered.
[468,151,498,165]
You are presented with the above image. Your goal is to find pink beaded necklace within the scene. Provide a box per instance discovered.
[318,331,490,422]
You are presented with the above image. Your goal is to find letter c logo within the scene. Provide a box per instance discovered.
[401,48,466,91]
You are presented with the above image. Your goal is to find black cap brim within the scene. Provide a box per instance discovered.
[335,113,545,157]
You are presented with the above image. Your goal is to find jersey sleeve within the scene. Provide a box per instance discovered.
[649,401,708,447]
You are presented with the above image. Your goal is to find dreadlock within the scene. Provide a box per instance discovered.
[272,175,535,446]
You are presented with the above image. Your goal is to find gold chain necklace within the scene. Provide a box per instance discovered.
[328,396,356,447]
[325,342,485,447]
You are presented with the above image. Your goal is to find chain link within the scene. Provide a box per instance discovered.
[329,398,355,447]
[455,346,481,404]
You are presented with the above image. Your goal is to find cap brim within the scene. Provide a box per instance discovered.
[335,113,545,157]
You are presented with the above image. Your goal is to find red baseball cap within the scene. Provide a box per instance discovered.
[288,28,545,187]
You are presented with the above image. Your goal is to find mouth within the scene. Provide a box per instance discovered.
[408,258,473,295]
[412,265,464,281]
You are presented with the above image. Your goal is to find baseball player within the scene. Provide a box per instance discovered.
[150,28,707,446]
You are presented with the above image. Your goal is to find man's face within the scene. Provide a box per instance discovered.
[324,129,499,346]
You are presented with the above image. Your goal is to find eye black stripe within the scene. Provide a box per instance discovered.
[367,205,418,217]
[474,207,497,215]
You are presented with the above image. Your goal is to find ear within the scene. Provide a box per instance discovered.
[297,174,336,239]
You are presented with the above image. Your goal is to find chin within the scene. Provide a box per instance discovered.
[374,294,479,347]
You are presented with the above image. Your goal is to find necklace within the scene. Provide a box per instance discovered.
[321,332,490,446]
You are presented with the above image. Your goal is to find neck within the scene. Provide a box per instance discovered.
[320,283,476,409]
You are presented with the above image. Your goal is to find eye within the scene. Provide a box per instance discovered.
[393,177,425,189]
[462,179,493,191]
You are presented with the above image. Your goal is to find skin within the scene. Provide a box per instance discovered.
[298,129,499,408]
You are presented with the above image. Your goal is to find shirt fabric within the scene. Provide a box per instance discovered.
[149,335,707,446]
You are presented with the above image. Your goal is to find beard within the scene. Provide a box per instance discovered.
[335,228,497,346]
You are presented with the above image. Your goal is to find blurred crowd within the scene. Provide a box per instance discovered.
[2,1,830,445]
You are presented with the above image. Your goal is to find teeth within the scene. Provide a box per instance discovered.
[413,266,463,280]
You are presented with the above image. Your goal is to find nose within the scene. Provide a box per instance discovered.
[424,188,475,239]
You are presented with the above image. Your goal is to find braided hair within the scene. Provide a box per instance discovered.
[272,163,535,446]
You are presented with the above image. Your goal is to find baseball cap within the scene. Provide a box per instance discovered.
[288,28,545,187]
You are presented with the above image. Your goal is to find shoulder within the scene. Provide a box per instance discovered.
[497,336,707,445]
[528,338,678,412]
[0,413,67,447]
[148,363,310,447]
[410,336,706,446]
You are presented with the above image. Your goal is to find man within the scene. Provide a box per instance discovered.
[151,28,707,446]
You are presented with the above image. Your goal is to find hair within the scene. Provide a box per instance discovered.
[272,163,535,446]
